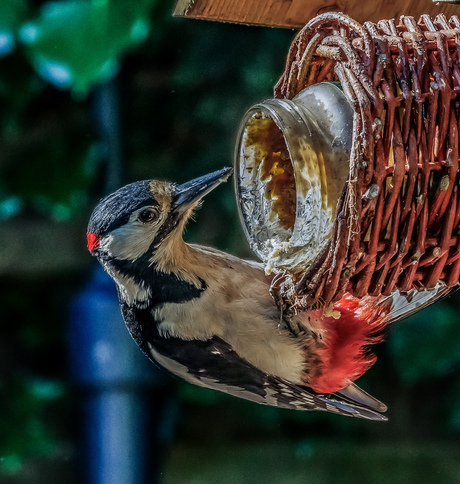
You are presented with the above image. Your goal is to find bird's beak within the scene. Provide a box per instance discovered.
[172,167,233,213]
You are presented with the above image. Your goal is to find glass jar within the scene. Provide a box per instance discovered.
[234,82,353,273]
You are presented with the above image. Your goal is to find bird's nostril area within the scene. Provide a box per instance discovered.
[87,232,100,253]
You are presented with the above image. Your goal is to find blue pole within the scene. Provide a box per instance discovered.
[69,266,160,484]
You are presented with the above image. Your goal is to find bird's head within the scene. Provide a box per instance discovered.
[87,167,233,264]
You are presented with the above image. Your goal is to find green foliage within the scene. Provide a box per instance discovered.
[0,0,162,219]
[20,0,156,95]
[389,294,460,384]
[0,0,28,56]
[0,377,64,473]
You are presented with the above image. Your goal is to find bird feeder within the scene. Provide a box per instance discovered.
[234,12,460,311]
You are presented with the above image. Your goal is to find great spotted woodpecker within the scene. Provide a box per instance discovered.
[87,167,450,420]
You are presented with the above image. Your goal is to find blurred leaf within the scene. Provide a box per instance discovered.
[0,196,23,220]
[0,0,28,56]
[0,121,96,219]
[20,0,155,95]
[0,376,64,472]
[389,301,460,384]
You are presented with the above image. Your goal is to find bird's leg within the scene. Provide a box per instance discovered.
[269,270,305,336]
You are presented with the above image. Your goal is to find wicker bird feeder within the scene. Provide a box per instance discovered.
[237,12,460,312]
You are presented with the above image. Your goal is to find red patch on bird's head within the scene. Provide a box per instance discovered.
[87,232,99,253]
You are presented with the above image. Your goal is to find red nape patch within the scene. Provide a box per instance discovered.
[308,294,389,394]
[87,232,99,252]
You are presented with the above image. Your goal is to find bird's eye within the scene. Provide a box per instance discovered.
[138,209,156,223]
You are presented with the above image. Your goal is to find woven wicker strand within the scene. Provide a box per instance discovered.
[273,12,460,310]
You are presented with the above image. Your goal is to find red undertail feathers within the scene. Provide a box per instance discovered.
[308,294,390,394]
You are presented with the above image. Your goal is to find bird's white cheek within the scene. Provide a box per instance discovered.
[106,225,157,261]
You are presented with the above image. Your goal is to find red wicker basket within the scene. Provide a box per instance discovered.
[273,12,460,310]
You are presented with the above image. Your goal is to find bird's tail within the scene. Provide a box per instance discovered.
[307,283,454,395]
[268,374,387,421]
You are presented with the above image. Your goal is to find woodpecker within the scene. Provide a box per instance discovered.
[87,167,449,421]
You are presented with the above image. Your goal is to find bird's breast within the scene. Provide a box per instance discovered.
[118,260,318,386]
[151,278,310,384]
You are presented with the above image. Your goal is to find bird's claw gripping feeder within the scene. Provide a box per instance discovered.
[235,12,460,314]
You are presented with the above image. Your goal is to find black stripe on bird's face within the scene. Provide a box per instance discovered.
[109,250,207,302]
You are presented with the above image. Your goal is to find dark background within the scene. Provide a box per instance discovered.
[2,1,460,482]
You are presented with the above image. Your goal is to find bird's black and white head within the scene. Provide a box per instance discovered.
[87,167,233,275]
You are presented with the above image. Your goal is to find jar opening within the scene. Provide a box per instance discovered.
[235,83,353,272]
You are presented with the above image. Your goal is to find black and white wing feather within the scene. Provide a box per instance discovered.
[132,318,386,420]
[376,282,457,324]
[147,335,386,420]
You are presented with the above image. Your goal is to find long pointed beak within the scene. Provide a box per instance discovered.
[172,167,233,212]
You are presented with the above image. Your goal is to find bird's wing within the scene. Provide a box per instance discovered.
[145,332,387,421]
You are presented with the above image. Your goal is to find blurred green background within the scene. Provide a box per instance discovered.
[2,1,460,483]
